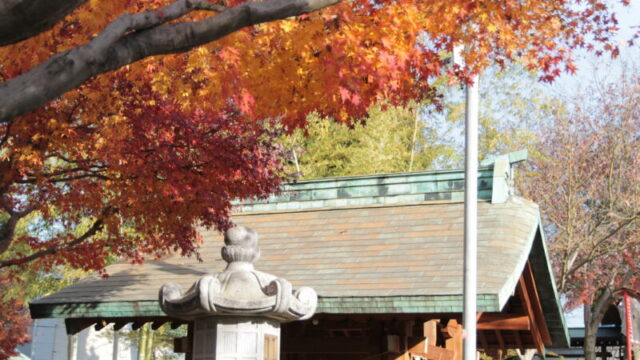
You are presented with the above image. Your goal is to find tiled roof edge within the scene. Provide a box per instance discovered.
[496,197,541,309]
[30,295,501,319]
[531,215,571,348]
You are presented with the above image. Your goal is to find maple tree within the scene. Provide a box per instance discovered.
[0,0,634,356]
[523,69,640,360]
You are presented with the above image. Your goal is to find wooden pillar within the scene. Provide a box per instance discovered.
[445,319,463,360]
[407,319,461,360]
[393,320,416,360]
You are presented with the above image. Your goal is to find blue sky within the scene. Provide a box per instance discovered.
[550,0,640,94]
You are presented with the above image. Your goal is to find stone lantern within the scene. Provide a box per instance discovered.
[159,226,317,360]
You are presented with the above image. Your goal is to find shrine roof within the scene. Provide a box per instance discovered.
[30,150,569,347]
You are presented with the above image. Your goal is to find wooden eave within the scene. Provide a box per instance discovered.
[59,260,553,358]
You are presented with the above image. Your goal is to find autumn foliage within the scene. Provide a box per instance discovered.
[523,70,640,360]
[0,0,633,355]
[0,275,30,359]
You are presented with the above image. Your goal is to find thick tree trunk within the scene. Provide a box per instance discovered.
[583,288,615,360]
[584,316,598,360]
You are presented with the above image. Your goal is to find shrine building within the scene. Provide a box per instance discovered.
[30,151,569,359]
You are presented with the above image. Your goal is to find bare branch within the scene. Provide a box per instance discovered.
[565,211,640,279]
[0,0,340,124]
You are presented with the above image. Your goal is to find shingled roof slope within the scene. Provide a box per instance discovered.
[33,198,537,308]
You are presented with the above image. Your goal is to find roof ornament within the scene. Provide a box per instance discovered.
[159,226,318,322]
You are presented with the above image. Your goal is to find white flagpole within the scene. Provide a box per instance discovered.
[455,44,479,360]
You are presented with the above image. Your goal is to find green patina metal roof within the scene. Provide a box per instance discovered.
[30,295,502,319]
[233,168,495,213]
[29,150,568,346]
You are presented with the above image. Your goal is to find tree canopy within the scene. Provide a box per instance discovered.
[523,67,640,360]
[0,0,635,356]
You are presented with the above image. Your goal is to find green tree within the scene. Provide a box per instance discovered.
[283,101,457,178]
[437,64,555,166]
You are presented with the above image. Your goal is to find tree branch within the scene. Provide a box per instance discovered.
[89,0,227,57]
[0,0,340,124]
[15,172,111,184]
[0,204,35,255]
[0,0,88,46]
[0,207,114,268]
[566,211,640,279]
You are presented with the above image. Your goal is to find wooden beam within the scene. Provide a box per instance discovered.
[518,273,545,354]
[477,314,530,331]
[186,323,194,360]
[424,319,439,346]
[523,261,553,345]
[408,319,459,360]
[410,346,454,360]
[445,319,463,360]
[173,336,189,353]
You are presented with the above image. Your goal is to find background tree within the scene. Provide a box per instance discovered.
[434,64,556,167]
[283,102,456,178]
[0,211,86,359]
[523,68,640,360]
[284,64,556,179]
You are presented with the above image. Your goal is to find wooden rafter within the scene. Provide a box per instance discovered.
[477,314,530,331]
[522,261,553,344]
[518,262,547,353]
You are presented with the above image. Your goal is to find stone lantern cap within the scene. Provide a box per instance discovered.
[159,226,318,322]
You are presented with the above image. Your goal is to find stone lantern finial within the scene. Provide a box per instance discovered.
[159,226,318,322]
[221,226,260,264]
